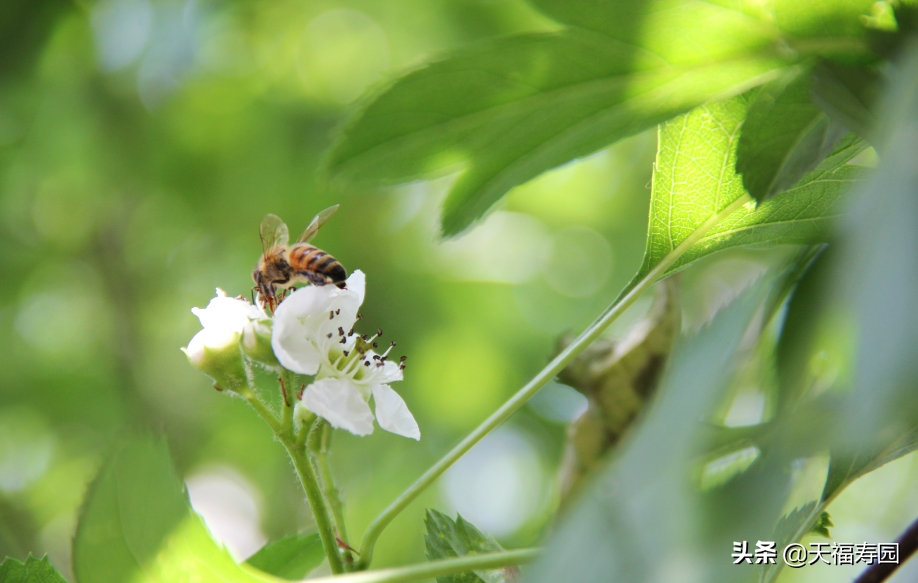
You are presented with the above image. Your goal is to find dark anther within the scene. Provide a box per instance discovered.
[338,327,345,336]
[377,328,382,336]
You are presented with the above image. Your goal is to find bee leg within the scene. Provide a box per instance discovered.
[302,272,328,286]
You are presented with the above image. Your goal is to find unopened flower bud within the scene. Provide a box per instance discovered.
[182,328,247,391]
[241,319,280,368]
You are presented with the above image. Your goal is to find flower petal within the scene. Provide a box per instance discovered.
[372,384,420,440]
[303,378,375,436]
[271,316,322,375]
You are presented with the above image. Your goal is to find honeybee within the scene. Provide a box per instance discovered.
[253,205,347,311]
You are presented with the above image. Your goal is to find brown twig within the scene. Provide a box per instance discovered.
[854,513,918,583]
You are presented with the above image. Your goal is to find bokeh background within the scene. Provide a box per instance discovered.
[1,1,917,582]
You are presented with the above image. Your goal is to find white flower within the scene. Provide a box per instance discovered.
[273,271,419,440]
[183,289,264,389]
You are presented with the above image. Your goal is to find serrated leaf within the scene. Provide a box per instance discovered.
[629,96,866,292]
[73,436,278,583]
[736,69,848,202]
[245,533,324,580]
[324,1,787,237]
[0,555,68,583]
[424,510,512,583]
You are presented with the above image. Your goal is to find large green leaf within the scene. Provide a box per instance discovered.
[629,95,865,288]
[73,436,281,583]
[244,533,325,580]
[0,555,68,583]
[736,69,847,202]
[324,0,787,236]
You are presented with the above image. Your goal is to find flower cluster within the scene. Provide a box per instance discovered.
[183,271,419,440]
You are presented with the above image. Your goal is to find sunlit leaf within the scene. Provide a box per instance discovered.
[324,1,786,236]
[736,69,847,202]
[424,509,513,583]
[73,436,278,583]
[245,533,325,580]
[0,555,68,583]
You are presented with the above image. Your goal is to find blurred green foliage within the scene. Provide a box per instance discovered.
[0,0,652,577]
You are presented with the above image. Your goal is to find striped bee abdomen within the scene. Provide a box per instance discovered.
[290,244,347,287]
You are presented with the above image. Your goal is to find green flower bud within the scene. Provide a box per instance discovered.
[240,319,280,368]
[182,328,247,391]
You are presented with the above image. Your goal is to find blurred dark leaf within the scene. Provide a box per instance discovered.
[324,0,786,237]
[556,276,680,500]
[0,555,68,583]
[425,509,513,583]
[811,62,882,141]
[244,532,324,580]
[736,69,848,202]
[73,436,266,583]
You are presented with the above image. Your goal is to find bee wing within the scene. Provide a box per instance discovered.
[260,214,289,252]
[297,204,339,244]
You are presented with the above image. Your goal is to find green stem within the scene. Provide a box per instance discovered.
[284,441,346,575]
[355,194,753,568]
[308,549,539,583]
[238,387,281,433]
[315,422,350,550]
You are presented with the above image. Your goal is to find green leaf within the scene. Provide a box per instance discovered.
[736,69,848,202]
[631,94,866,289]
[0,555,68,583]
[673,134,867,272]
[632,94,754,285]
[73,436,280,583]
[324,6,786,236]
[811,61,881,141]
[244,533,325,580]
[424,510,513,583]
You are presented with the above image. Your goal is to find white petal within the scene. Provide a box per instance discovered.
[303,378,375,436]
[372,384,420,440]
[271,315,322,375]
[192,295,258,335]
